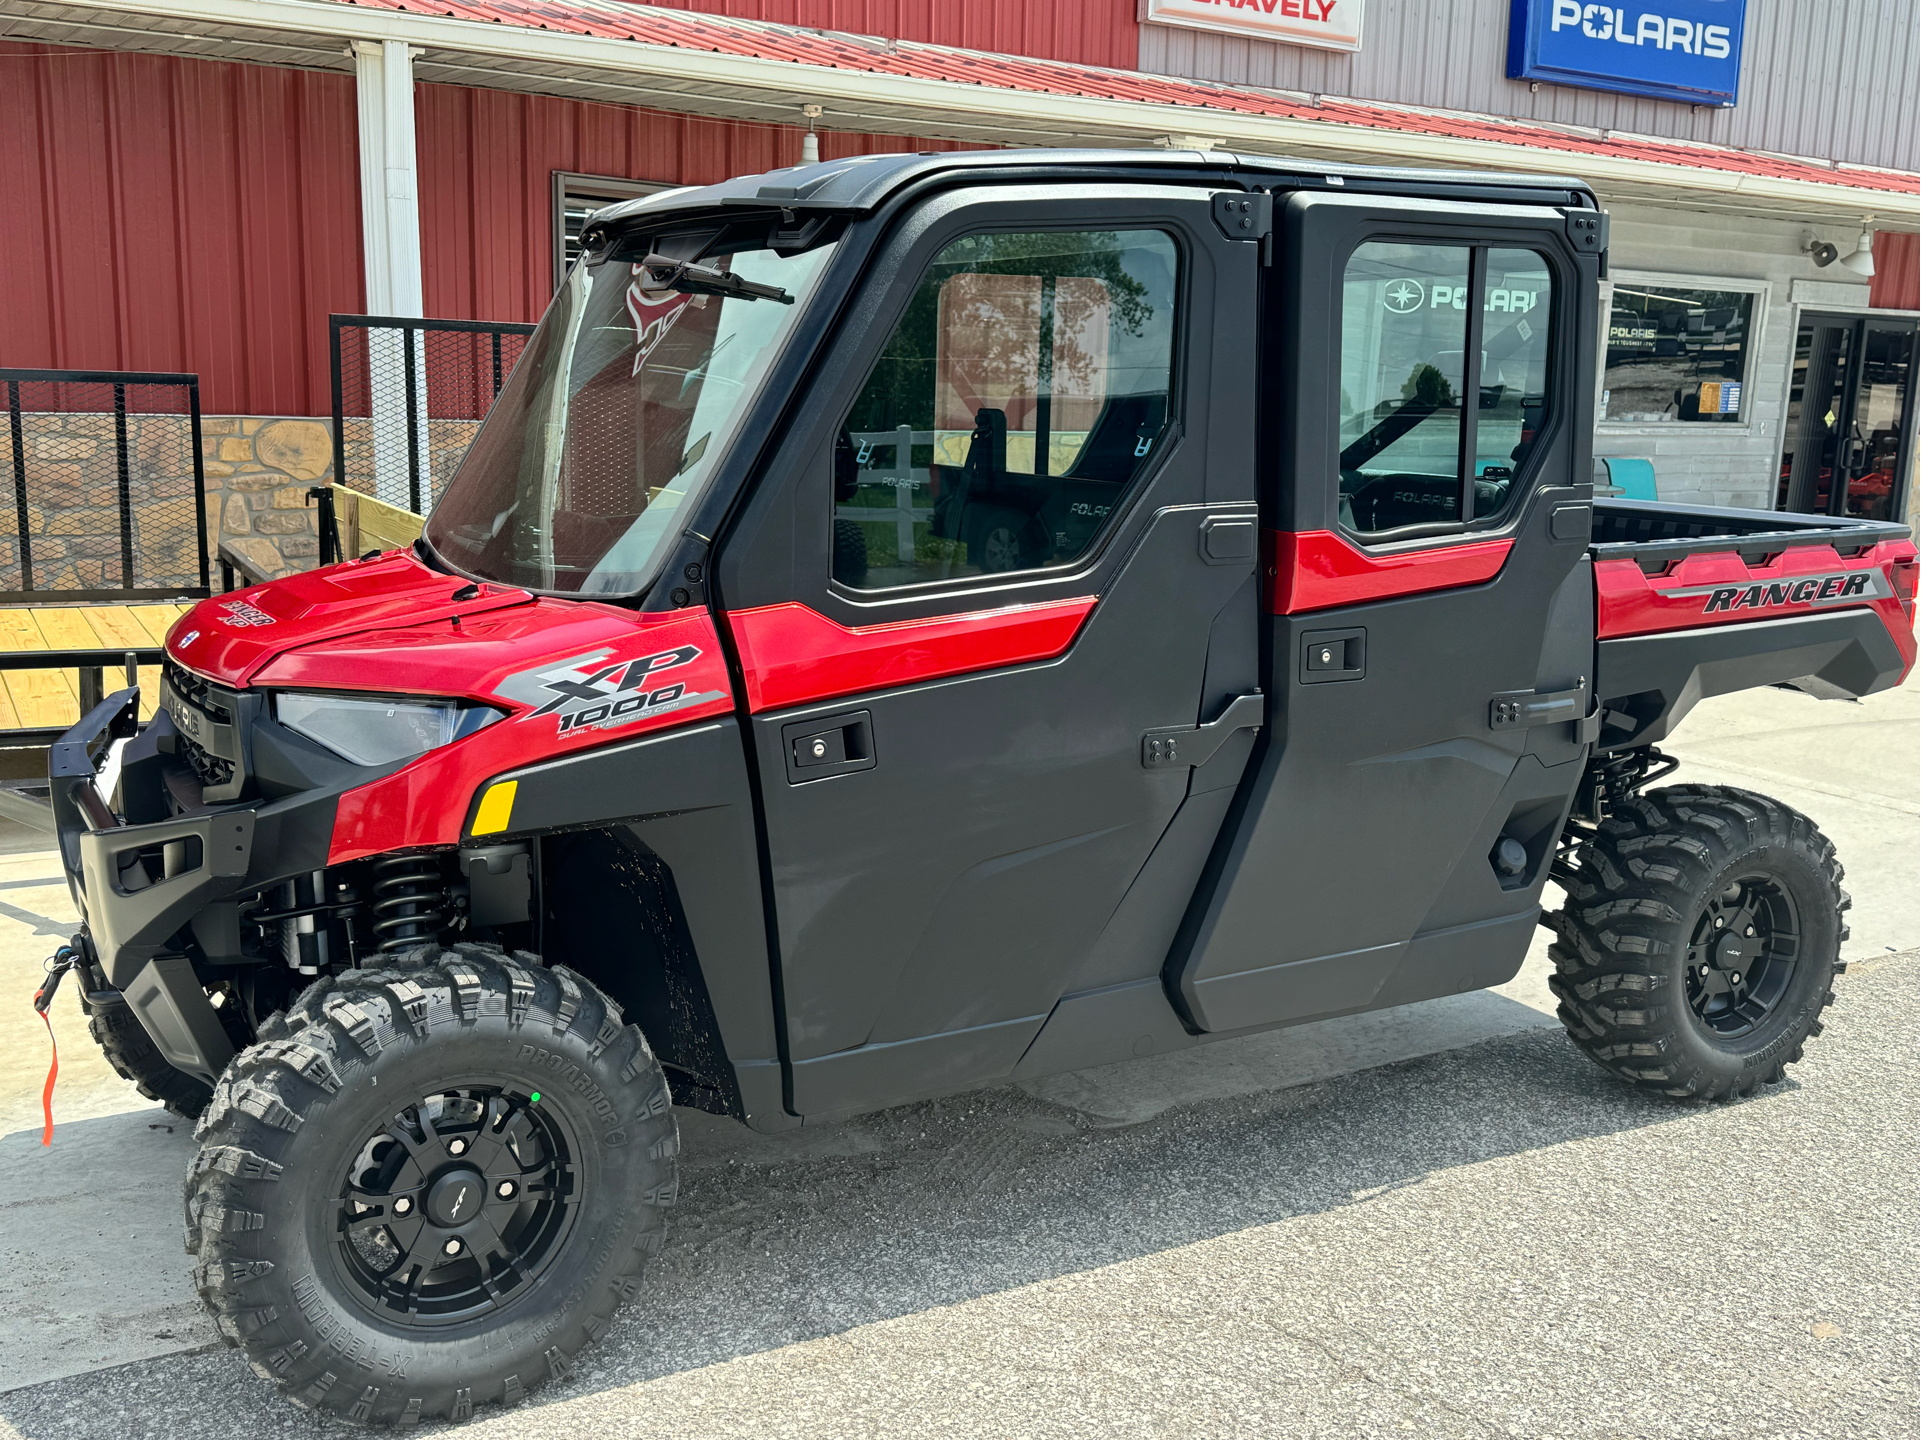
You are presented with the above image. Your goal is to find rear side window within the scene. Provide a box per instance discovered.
[832,229,1179,589]
[1338,242,1554,539]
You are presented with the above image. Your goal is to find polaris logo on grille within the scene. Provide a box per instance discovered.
[1658,570,1890,615]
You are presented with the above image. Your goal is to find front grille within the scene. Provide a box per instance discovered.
[177,730,235,789]
[163,658,232,724]
[162,658,241,794]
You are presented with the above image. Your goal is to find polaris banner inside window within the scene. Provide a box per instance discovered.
[1603,284,1753,424]
[426,242,835,595]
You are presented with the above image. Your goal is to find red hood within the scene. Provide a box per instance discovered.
[166,551,533,687]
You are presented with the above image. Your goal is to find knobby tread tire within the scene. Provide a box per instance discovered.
[84,987,214,1120]
[185,945,677,1427]
[1546,783,1848,1102]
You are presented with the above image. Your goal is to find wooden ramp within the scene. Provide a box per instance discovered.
[0,602,187,740]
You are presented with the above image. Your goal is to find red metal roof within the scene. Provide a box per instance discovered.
[337,0,1918,198]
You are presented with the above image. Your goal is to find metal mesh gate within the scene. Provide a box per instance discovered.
[1,368,210,602]
[330,315,535,516]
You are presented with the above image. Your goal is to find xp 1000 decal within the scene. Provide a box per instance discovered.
[495,643,726,736]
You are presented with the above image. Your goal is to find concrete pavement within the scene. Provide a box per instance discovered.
[0,669,1912,1436]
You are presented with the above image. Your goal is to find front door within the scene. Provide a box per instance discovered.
[715,186,1264,1118]
[1779,312,1917,522]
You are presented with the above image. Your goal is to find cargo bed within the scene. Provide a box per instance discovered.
[1588,499,1917,748]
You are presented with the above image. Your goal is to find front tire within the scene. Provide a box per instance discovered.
[1548,784,1848,1102]
[185,946,677,1426]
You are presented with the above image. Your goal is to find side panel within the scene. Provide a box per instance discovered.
[1595,608,1911,748]
[468,719,785,1127]
[1176,490,1590,1033]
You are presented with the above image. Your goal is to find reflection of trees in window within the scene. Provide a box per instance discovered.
[847,231,1155,439]
[1400,363,1457,408]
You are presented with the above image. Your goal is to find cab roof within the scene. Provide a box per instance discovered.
[588,147,1598,230]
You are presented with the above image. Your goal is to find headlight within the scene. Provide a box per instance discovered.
[274,692,504,767]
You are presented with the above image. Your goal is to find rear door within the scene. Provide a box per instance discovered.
[716,184,1263,1117]
[1171,193,1601,1032]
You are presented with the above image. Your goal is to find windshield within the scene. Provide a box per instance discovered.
[425,242,835,594]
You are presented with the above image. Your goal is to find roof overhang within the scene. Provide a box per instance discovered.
[3,0,1914,231]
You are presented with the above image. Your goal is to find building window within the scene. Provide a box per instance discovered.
[832,229,1180,590]
[1602,283,1756,424]
[552,173,671,292]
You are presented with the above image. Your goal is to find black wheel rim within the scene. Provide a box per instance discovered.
[332,1087,578,1327]
[1684,875,1802,1039]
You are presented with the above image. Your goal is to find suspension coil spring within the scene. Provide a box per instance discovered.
[370,854,450,954]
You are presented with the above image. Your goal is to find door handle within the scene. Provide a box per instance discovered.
[781,710,875,784]
[1489,679,1599,742]
[1142,692,1265,770]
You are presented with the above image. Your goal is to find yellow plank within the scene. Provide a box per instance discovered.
[0,608,49,654]
[128,604,188,646]
[78,605,154,651]
[137,663,161,721]
[31,608,100,651]
[0,681,20,731]
[338,486,424,552]
[25,611,91,713]
[4,668,76,729]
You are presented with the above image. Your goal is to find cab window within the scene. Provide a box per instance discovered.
[1338,242,1553,538]
[832,229,1179,589]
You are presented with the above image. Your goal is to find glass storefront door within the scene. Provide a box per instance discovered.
[1778,313,1916,522]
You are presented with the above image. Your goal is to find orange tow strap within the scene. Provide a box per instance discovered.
[33,947,74,1147]
[36,1005,57,1147]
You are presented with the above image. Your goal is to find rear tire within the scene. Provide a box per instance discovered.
[185,946,677,1426]
[84,985,213,1120]
[1547,784,1848,1102]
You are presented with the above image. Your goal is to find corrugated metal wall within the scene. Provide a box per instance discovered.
[0,42,994,414]
[641,0,1138,69]
[417,83,983,325]
[0,41,364,417]
[1139,0,1919,173]
[1870,233,1918,312]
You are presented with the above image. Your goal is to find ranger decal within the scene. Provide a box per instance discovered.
[1658,570,1891,616]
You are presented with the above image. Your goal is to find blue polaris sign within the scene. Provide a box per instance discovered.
[1507,0,1747,107]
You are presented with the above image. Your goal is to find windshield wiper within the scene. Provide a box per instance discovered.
[639,254,793,305]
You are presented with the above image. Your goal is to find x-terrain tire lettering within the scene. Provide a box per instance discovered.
[185,947,677,1426]
[1547,785,1847,1101]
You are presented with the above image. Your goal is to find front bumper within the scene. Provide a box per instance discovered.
[53,687,249,1080]
[52,682,373,1082]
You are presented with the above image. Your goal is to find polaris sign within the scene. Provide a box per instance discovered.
[1507,0,1747,107]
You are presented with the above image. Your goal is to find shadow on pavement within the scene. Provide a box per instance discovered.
[0,1019,1704,1439]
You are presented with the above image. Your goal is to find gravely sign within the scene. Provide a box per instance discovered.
[1142,0,1366,52]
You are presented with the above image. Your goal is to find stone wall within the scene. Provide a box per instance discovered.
[202,416,333,582]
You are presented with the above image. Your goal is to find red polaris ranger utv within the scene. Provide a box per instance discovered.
[45,150,1916,1424]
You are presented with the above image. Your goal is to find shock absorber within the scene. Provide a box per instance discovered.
[370,854,450,955]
